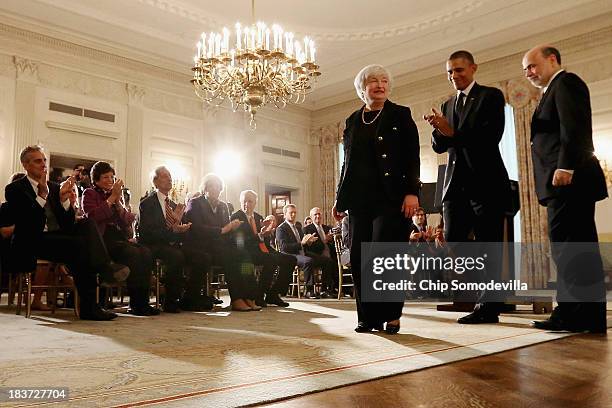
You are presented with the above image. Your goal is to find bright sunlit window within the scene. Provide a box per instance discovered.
[214,150,242,180]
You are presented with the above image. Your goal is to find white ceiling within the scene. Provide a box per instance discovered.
[1,0,611,109]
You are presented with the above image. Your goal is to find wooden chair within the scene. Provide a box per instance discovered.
[333,233,354,299]
[288,266,306,298]
[16,260,79,318]
[97,259,161,310]
[207,265,226,299]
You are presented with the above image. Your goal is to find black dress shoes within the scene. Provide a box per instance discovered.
[100,262,130,283]
[304,291,320,299]
[255,297,268,308]
[532,317,607,334]
[354,322,384,333]
[532,318,570,331]
[266,294,289,307]
[163,301,181,313]
[180,296,213,311]
[80,306,117,321]
[210,296,223,305]
[385,323,400,334]
[128,305,161,316]
[532,304,607,334]
[457,311,499,324]
[319,291,331,299]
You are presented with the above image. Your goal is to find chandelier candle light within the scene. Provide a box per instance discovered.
[191,1,321,130]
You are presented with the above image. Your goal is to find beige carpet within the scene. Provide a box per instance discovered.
[0,300,606,408]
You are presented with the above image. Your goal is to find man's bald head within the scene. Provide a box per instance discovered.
[522,45,562,88]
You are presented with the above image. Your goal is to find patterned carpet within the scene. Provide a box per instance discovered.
[0,300,596,407]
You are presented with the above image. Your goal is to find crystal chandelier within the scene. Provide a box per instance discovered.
[190,1,321,130]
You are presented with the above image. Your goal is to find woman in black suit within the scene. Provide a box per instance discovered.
[333,64,421,334]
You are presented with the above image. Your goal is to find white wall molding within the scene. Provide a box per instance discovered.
[44,121,120,139]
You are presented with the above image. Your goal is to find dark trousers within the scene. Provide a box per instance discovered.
[443,195,504,242]
[443,194,506,312]
[71,218,114,277]
[37,218,113,312]
[36,232,97,312]
[148,243,210,303]
[104,228,153,308]
[249,249,295,298]
[294,253,336,291]
[349,208,407,326]
[206,241,257,300]
[547,195,606,326]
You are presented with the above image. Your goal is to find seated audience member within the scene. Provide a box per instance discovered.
[2,172,61,310]
[184,173,259,312]
[303,206,337,295]
[303,216,313,227]
[139,166,213,312]
[339,213,350,266]
[5,145,123,320]
[276,204,337,299]
[262,215,279,250]
[408,208,447,299]
[82,161,158,316]
[409,207,446,248]
[0,199,14,300]
[231,190,295,307]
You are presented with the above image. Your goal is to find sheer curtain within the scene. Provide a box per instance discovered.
[499,104,521,242]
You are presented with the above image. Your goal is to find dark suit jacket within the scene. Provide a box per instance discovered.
[138,192,182,246]
[432,83,510,207]
[275,221,304,255]
[336,99,421,212]
[4,176,76,272]
[530,71,607,204]
[230,209,268,254]
[184,195,231,246]
[408,223,429,243]
[303,223,336,257]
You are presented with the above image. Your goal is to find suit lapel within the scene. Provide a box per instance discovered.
[535,71,564,114]
[458,84,480,129]
[447,94,458,128]
[374,100,394,140]
[152,195,165,224]
[18,176,38,203]
[531,72,564,140]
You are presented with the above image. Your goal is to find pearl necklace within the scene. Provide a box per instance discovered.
[361,106,383,125]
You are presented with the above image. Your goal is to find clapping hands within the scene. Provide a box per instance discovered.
[424,108,453,137]
[221,219,242,234]
[59,176,75,202]
[301,233,318,245]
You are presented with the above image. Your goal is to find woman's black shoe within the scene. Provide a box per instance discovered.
[355,323,372,333]
[355,322,384,333]
[385,323,400,334]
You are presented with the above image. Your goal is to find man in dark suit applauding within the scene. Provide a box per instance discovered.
[231,190,295,307]
[523,45,608,333]
[425,50,510,324]
[276,204,336,298]
[139,166,211,312]
[5,145,121,320]
[303,206,337,295]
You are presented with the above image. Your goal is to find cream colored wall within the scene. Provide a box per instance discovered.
[0,22,313,221]
[311,23,612,235]
[1,20,610,231]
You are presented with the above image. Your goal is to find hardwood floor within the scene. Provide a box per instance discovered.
[262,332,611,408]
